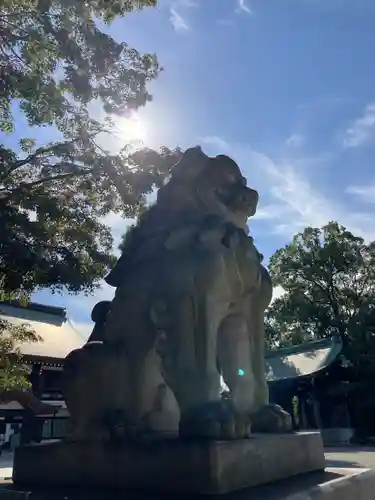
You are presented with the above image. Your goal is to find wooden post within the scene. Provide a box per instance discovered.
[20,363,43,445]
[20,408,34,445]
[311,378,322,430]
[298,394,307,429]
[30,363,43,398]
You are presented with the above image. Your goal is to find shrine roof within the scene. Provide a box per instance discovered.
[0,301,87,366]
[265,336,343,382]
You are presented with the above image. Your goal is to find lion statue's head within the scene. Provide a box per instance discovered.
[156,146,258,230]
[106,146,258,287]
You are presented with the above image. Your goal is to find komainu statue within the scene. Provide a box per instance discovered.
[63,146,291,442]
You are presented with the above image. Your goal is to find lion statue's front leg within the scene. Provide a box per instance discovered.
[161,290,253,440]
[246,270,292,433]
[217,257,292,434]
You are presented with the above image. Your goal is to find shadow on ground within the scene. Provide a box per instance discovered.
[325,458,362,468]
[0,471,344,500]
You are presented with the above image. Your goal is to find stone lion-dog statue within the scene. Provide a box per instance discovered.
[63,146,291,441]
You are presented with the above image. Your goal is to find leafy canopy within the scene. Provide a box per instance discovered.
[0,141,181,293]
[0,0,183,390]
[0,321,40,391]
[266,222,375,370]
[0,292,40,391]
[0,0,157,133]
[0,294,41,391]
[0,0,182,294]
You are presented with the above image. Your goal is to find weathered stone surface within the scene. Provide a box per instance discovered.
[63,146,291,442]
[13,432,324,495]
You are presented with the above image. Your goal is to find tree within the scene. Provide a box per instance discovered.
[0,320,40,391]
[0,291,41,391]
[0,0,182,294]
[0,143,181,293]
[266,222,375,371]
[1,0,157,133]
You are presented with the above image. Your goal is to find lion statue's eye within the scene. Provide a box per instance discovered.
[217,186,232,205]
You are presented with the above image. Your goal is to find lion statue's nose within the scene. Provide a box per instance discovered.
[244,187,258,203]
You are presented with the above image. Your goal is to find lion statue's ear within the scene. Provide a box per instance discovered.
[215,154,238,166]
[214,155,242,175]
[172,146,210,181]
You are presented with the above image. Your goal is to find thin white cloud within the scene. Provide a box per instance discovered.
[253,204,290,221]
[201,135,230,151]
[201,139,336,235]
[268,164,334,228]
[346,183,375,204]
[285,133,304,148]
[169,0,196,32]
[237,0,252,15]
[262,159,375,241]
[169,7,190,30]
[201,136,375,242]
[343,102,375,148]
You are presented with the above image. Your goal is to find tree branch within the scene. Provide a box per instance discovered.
[3,133,101,177]
[0,12,37,20]
[0,43,27,65]
[0,390,58,415]
[90,138,130,205]
[0,170,92,198]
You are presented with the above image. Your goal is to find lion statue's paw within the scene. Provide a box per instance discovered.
[179,400,251,440]
[250,404,292,433]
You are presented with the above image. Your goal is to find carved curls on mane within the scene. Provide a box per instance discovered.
[105,147,238,288]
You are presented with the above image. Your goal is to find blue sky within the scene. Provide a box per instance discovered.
[25,0,375,333]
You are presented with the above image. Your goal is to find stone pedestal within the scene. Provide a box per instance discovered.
[13,432,325,495]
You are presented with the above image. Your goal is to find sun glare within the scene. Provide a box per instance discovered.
[115,113,147,144]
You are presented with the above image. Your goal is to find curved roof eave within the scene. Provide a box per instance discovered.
[265,335,343,383]
[0,302,87,363]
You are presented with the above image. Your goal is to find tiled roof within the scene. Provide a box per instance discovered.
[265,336,343,382]
[0,301,87,363]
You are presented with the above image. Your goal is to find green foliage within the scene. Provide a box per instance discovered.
[0,0,158,132]
[0,0,183,295]
[0,141,181,293]
[19,138,36,153]
[0,315,41,391]
[266,222,375,371]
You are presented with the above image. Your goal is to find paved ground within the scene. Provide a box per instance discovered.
[0,447,374,482]
[325,446,375,469]
[0,452,13,480]
[0,448,374,499]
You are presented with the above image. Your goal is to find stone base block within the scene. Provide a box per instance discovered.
[321,427,355,446]
[13,432,325,495]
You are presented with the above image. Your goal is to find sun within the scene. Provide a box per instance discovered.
[115,113,147,143]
